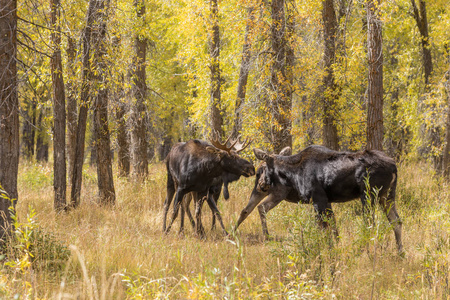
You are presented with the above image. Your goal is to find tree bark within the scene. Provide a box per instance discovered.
[322,0,339,150]
[131,0,148,179]
[51,0,67,211]
[21,101,36,159]
[36,108,49,162]
[209,0,224,138]
[66,37,78,184]
[116,80,130,177]
[0,0,19,241]
[411,0,440,168]
[410,0,433,86]
[93,92,115,205]
[232,7,254,139]
[70,0,101,207]
[89,125,97,166]
[270,0,292,153]
[443,46,450,177]
[366,0,384,150]
[91,9,115,204]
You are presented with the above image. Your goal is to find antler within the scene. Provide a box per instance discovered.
[233,136,252,153]
[209,131,237,153]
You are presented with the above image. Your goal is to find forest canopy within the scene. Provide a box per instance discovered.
[14,0,450,157]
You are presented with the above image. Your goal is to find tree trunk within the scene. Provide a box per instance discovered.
[410,0,433,86]
[131,0,148,179]
[70,0,100,207]
[0,0,19,241]
[232,8,254,139]
[116,88,130,177]
[322,0,340,150]
[112,36,130,177]
[91,10,115,204]
[94,92,115,204]
[66,37,78,184]
[51,0,67,211]
[411,0,440,168]
[270,0,292,153]
[36,109,49,162]
[366,0,384,150]
[209,0,224,138]
[21,101,36,159]
[443,46,450,177]
[89,124,97,166]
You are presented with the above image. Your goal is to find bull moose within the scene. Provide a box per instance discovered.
[163,136,254,237]
[252,145,403,254]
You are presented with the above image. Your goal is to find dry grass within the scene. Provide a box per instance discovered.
[3,160,450,298]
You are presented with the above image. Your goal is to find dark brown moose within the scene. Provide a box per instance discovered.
[252,145,404,255]
[163,136,254,237]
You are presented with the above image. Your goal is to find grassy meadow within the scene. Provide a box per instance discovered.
[1,160,450,299]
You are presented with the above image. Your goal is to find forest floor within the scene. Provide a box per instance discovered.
[1,160,449,299]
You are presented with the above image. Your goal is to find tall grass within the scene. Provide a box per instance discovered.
[1,161,449,298]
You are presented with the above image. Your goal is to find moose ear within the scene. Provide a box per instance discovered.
[279,146,292,156]
[253,148,269,161]
[206,146,226,158]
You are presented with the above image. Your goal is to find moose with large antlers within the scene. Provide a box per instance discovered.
[163,135,254,237]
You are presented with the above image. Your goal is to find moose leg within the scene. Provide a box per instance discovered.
[163,184,176,232]
[183,193,196,230]
[206,193,228,236]
[258,195,284,239]
[380,199,403,255]
[314,203,339,238]
[165,189,186,234]
[210,187,221,231]
[312,188,338,238]
[195,195,206,238]
[211,209,216,231]
[235,191,266,232]
[179,200,186,235]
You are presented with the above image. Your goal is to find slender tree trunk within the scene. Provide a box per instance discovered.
[66,37,78,184]
[410,0,433,86]
[51,0,67,211]
[112,35,130,177]
[285,0,295,131]
[209,0,224,138]
[322,0,339,150]
[366,0,383,150]
[270,0,292,153]
[36,108,49,162]
[91,8,115,204]
[21,101,36,159]
[0,0,19,241]
[411,0,440,168]
[131,0,148,178]
[94,92,115,204]
[232,8,254,138]
[443,46,450,177]
[89,124,97,166]
[116,78,130,177]
[70,0,99,207]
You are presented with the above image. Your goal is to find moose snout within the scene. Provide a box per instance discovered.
[244,165,256,177]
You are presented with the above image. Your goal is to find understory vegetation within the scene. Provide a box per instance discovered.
[0,160,449,299]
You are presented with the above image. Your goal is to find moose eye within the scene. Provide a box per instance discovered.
[279,172,288,180]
